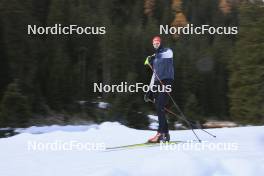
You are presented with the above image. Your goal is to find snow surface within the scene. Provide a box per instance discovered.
[15,124,98,134]
[0,122,264,176]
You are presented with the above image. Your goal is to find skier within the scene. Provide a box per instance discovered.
[144,36,174,143]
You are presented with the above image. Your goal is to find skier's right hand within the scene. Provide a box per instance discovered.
[144,56,151,65]
[144,54,155,65]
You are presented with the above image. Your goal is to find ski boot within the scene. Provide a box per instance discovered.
[148,133,170,143]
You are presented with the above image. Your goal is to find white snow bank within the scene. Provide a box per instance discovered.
[97,102,109,109]
[15,124,98,134]
[0,122,264,176]
[149,122,159,130]
[148,115,158,122]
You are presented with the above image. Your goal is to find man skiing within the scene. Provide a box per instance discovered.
[144,36,174,143]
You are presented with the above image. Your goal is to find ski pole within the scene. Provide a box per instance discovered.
[164,107,216,138]
[146,63,201,142]
[147,63,216,140]
[147,97,216,138]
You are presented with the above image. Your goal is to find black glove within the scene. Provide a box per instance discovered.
[144,91,155,103]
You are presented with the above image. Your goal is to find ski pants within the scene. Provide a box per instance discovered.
[154,79,173,134]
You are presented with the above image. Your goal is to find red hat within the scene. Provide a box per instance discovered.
[152,36,161,44]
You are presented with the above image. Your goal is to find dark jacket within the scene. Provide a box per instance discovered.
[150,46,174,81]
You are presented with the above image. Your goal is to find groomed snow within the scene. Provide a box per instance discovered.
[0,122,264,176]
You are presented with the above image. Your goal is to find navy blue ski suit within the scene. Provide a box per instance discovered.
[150,46,174,134]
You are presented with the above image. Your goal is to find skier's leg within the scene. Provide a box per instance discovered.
[156,91,169,134]
[148,79,172,142]
[156,79,173,137]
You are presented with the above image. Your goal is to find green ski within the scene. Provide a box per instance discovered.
[106,141,183,151]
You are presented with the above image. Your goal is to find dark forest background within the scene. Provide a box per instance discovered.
[0,0,263,128]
